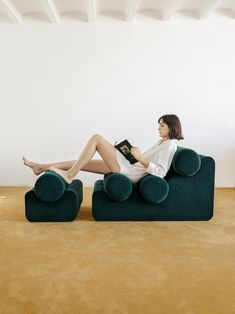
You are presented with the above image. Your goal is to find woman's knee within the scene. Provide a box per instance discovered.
[112,167,121,174]
[90,133,103,143]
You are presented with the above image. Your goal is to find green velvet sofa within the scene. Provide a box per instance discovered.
[92,147,215,221]
[25,171,83,222]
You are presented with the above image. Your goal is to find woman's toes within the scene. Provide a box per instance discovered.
[23,157,43,175]
[22,156,29,166]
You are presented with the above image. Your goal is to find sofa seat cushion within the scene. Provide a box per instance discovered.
[138,175,169,204]
[103,173,133,202]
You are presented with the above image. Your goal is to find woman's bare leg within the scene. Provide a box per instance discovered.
[81,160,111,174]
[23,158,76,175]
[49,134,120,183]
[23,158,111,175]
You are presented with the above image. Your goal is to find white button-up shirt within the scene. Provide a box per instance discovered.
[116,139,178,183]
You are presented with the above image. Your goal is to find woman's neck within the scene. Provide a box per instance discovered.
[161,137,169,142]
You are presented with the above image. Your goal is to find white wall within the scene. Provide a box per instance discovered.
[0,14,235,187]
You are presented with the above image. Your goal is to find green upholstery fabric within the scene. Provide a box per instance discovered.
[25,179,83,222]
[103,173,133,202]
[172,147,201,176]
[138,175,169,204]
[34,171,67,202]
[92,152,215,221]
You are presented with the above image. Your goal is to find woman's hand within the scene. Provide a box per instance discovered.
[130,146,142,161]
[131,146,150,169]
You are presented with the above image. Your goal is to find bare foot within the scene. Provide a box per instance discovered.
[22,157,44,175]
[49,167,73,184]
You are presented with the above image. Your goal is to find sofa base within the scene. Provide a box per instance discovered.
[25,180,83,222]
[92,156,215,221]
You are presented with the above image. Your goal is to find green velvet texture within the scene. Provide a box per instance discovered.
[172,146,201,176]
[25,180,83,222]
[34,171,67,202]
[138,175,169,204]
[92,155,215,221]
[103,173,133,202]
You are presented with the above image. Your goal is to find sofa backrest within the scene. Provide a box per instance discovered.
[171,146,201,177]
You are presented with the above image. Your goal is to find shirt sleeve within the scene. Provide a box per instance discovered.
[145,142,177,178]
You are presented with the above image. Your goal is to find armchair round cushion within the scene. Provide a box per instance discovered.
[172,147,201,177]
[34,171,67,202]
[139,175,169,204]
[103,173,133,202]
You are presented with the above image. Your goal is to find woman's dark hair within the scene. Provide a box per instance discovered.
[158,114,184,140]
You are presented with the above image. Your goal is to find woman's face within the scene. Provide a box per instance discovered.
[158,119,170,139]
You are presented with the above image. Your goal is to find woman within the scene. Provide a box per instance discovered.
[23,114,183,184]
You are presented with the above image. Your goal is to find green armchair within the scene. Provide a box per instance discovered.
[92,147,215,221]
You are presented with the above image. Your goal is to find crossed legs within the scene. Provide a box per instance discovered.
[23,134,121,183]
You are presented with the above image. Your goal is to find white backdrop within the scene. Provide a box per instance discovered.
[0,14,234,187]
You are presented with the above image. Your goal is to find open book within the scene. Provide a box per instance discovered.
[114,139,138,164]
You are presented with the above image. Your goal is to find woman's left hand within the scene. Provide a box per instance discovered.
[130,146,142,161]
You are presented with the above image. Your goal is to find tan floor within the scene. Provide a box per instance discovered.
[0,187,234,314]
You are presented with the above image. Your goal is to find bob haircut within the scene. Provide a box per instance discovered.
[158,114,184,140]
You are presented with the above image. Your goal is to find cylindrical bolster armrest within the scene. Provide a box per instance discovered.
[172,146,201,177]
[67,179,82,194]
[93,180,105,193]
[103,173,133,202]
[34,171,67,202]
[138,175,169,204]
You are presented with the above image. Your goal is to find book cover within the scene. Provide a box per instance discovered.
[114,139,138,164]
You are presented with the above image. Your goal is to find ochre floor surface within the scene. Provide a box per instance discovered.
[0,187,234,314]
